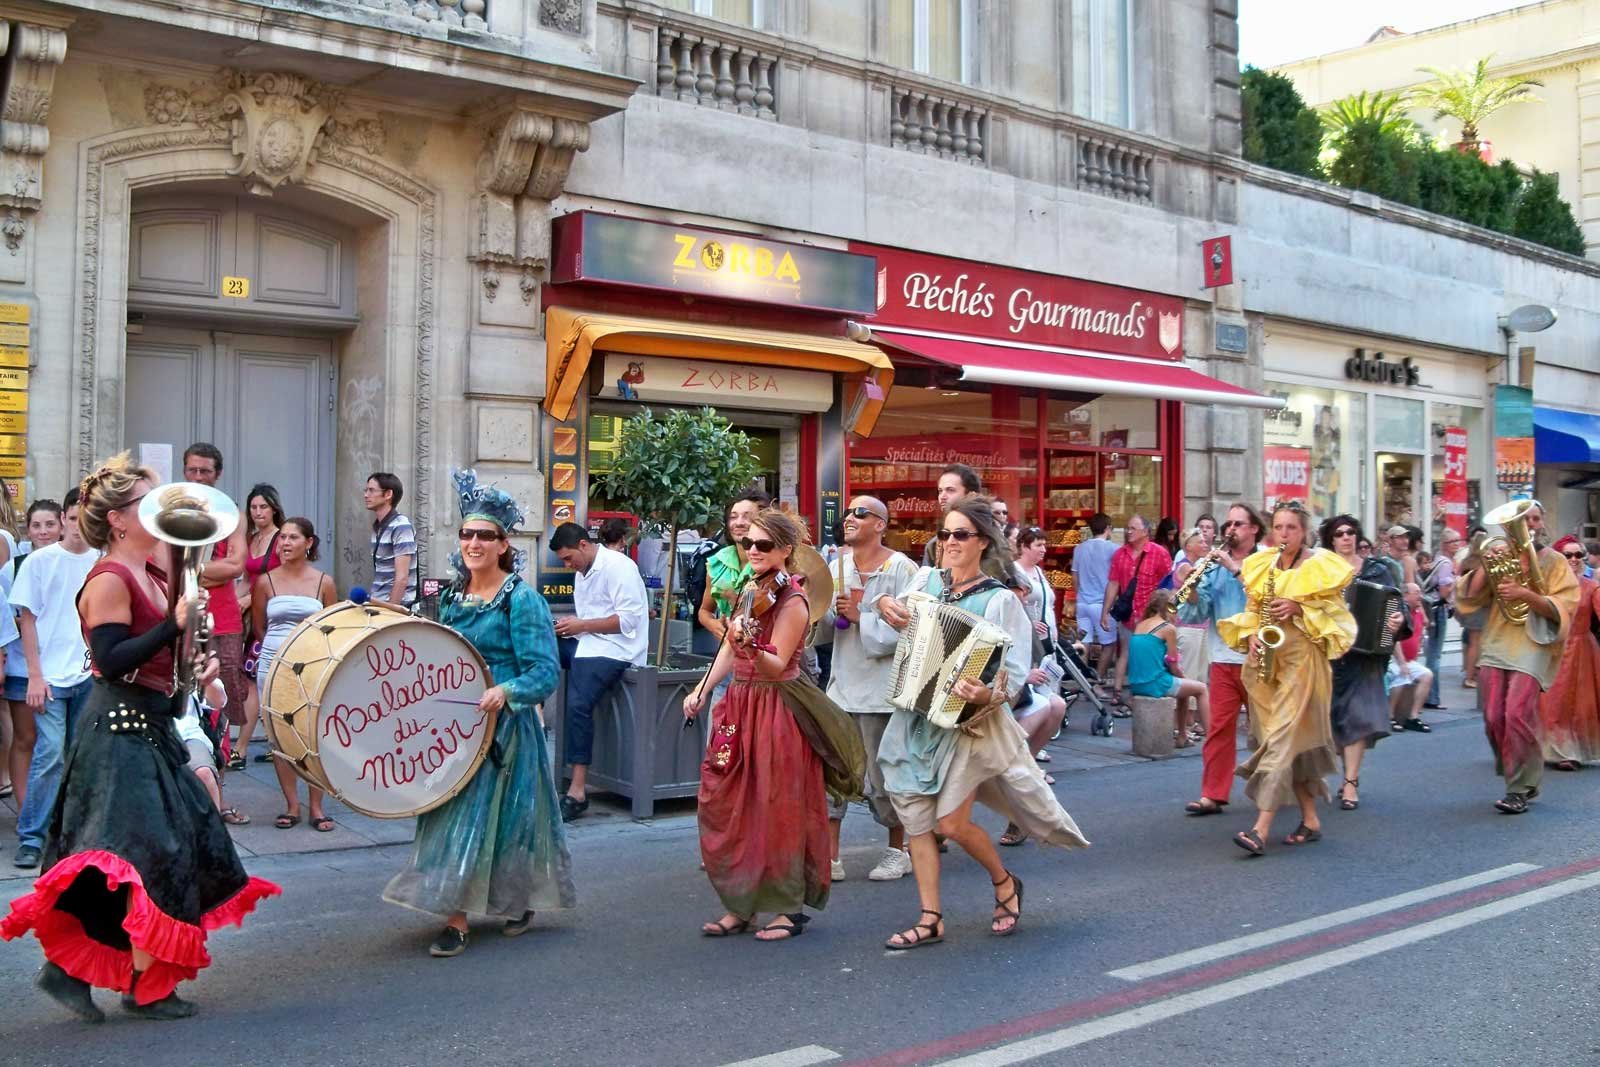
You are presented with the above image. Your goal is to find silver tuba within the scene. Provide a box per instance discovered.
[138,482,240,693]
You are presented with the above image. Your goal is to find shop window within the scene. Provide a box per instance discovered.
[849,385,1037,557]
[1263,383,1366,522]
[1072,0,1133,128]
[1373,395,1425,453]
[1429,403,1485,547]
[659,0,760,26]
[886,0,976,85]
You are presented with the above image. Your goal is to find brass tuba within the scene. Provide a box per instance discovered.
[138,482,240,693]
[1473,499,1546,625]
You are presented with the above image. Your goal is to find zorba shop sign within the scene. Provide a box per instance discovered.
[552,211,878,315]
[600,355,833,413]
[852,243,1186,362]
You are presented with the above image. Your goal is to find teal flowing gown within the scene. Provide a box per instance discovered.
[383,574,576,919]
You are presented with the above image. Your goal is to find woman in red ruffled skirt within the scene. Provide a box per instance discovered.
[1,455,279,1021]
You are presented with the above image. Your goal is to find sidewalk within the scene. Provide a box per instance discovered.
[0,651,1479,872]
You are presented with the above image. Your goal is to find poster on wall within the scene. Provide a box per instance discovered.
[1493,385,1535,497]
[1263,446,1312,510]
[538,412,586,606]
[1439,427,1469,537]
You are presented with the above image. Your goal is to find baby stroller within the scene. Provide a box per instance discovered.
[1054,631,1113,737]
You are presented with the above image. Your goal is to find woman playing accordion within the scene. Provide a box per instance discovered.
[1218,501,1355,857]
[874,498,1088,950]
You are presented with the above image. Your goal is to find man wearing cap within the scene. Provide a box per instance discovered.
[823,495,919,882]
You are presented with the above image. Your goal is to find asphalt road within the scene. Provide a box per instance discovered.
[3,685,1599,1067]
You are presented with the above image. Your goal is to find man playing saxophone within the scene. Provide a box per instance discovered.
[1454,500,1580,814]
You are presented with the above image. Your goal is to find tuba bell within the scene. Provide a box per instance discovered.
[138,482,240,693]
[1472,499,1546,625]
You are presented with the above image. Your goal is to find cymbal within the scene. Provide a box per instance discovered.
[790,544,834,625]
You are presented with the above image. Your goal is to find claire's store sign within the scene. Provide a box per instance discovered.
[552,211,878,315]
[1345,348,1421,387]
[851,243,1186,362]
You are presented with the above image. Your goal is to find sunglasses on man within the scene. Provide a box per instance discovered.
[845,506,887,521]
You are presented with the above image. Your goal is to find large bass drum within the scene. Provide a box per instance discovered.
[262,601,495,819]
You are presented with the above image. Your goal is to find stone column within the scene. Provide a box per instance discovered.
[466,108,592,558]
[0,18,69,284]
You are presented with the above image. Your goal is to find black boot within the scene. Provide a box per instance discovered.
[36,962,104,1023]
[121,971,198,1020]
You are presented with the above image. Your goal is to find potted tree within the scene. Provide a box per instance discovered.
[562,407,760,817]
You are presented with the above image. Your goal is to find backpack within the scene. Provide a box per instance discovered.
[684,536,723,626]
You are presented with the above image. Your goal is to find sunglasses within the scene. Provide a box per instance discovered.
[738,537,778,553]
[846,507,887,521]
[458,528,505,542]
[1564,551,1586,560]
[935,529,980,542]
[1332,528,1357,538]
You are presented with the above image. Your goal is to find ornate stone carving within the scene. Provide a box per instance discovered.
[144,72,388,196]
[0,23,69,237]
[470,109,590,275]
[538,0,583,34]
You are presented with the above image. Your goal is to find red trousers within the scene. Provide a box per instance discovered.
[1480,666,1544,796]
[1200,662,1249,803]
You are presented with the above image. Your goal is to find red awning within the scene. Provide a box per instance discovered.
[870,329,1285,409]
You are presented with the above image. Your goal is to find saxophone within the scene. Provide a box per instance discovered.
[1255,565,1285,684]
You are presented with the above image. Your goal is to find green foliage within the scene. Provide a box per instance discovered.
[599,407,762,537]
[1325,117,1422,206]
[1416,150,1521,232]
[1510,170,1587,256]
[1320,89,1418,140]
[1412,56,1542,145]
[1240,67,1323,178]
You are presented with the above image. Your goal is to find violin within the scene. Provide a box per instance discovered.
[732,569,791,646]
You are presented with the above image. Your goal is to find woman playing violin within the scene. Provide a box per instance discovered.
[683,508,842,943]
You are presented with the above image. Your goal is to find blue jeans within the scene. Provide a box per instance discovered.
[16,678,92,850]
[563,656,631,768]
[1425,603,1448,705]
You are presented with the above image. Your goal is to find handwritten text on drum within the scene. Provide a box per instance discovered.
[321,637,486,792]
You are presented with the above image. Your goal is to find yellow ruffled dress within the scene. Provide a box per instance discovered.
[1218,548,1356,810]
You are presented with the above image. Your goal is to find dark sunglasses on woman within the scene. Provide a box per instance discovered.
[458,528,505,542]
[935,529,979,542]
[738,537,778,553]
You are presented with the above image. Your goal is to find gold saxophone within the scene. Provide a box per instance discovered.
[1256,564,1285,684]
[1173,529,1235,608]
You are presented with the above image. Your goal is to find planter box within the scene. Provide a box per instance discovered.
[546,659,713,819]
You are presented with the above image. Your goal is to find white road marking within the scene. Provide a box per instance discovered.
[935,867,1600,1066]
[1107,861,1538,981]
[717,1046,841,1067]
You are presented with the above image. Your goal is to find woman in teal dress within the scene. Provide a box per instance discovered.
[383,470,574,957]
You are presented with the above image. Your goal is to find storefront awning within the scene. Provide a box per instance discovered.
[544,308,895,434]
[1534,406,1600,465]
[866,328,1286,410]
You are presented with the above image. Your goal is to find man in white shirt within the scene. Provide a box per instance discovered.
[549,522,648,822]
[822,496,920,882]
[12,489,99,868]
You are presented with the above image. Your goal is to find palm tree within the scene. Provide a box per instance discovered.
[1412,56,1542,150]
[1320,89,1418,140]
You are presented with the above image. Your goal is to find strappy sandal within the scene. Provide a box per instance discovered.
[274,812,300,830]
[755,913,810,942]
[1339,777,1360,811]
[220,807,250,826]
[999,823,1028,847]
[1185,798,1226,816]
[1494,792,1529,815]
[1233,829,1266,856]
[885,909,944,951]
[701,915,752,938]
[310,816,335,833]
[991,871,1024,936]
[1283,823,1322,846]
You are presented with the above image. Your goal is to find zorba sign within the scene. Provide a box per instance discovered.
[601,354,833,413]
[852,243,1186,362]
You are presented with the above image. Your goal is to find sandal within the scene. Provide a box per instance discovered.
[220,807,250,826]
[885,909,944,951]
[1494,792,1529,815]
[1553,760,1582,772]
[1401,719,1432,733]
[274,812,300,830]
[226,751,246,771]
[755,913,809,942]
[1185,798,1227,816]
[310,816,335,833]
[1462,678,1478,689]
[1034,750,1052,763]
[991,871,1024,936]
[1283,822,1322,846]
[1339,777,1360,811]
[1232,829,1266,856]
[701,915,752,938]
[998,823,1028,847]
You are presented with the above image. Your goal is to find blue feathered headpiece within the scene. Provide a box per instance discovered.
[450,469,527,576]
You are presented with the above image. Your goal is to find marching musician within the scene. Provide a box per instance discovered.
[383,470,573,957]
[683,508,863,942]
[1176,503,1264,817]
[1322,516,1407,812]
[1218,501,1355,857]
[2,454,279,1021]
[874,497,1088,950]
[1454,501,1579,814]
[821,496,920,883]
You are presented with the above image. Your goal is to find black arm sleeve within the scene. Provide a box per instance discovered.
[88,619,181,681]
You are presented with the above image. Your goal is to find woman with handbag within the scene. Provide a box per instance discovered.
[1100,516,1173,714]
[229,484,283,771]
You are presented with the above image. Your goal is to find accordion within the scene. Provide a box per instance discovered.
[886,591,1013,729]
[1350,580,1402,655]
